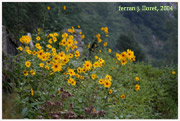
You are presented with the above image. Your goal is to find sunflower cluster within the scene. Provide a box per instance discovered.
[116,49,136,65]
[59,33,78,52]
[19,35,31,44]
[68,27,75,33]
[98,74,112,88]
[135,77,140,91]
[96,34,102,43]
[18,30,82,78]
[100,27,108,35]
[17,26,137,100]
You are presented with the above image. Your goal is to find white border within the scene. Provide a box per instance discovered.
[0,0,179,121]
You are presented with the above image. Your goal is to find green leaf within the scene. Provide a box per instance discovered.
[21,107,28,117]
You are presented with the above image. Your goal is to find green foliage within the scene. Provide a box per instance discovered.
[3,29,177,119]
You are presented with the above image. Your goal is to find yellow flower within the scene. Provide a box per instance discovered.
[105,74,112,81]
[54,32,59,37]
[93,61,99,68]
[108,49,111,53]
[81,34,85,39]
[88,44,90,48]
[75,74,80,78]
[127,49,134,60]
[83,61,92,70]
[98,58,105,64]
[61,38,67,46]
[67,38,74,48]
[99,50,102,53]
[46,61,51,65]
[48,39,53,44]
[95,56,98,59]
[25,46,29,49]
[74,40,78,44]
[37,50,44,59]
[36,36,41,41]
[41,54,48,61]
[37,28,40,32]
[130,55,136,62]
[52,63,62,72]
[67,78,72,84]
[93,108,96,112]
[53,37,57,42]
[80,76,84,80]
[47,44,52,49]
[75,51,80,58]
[82,68,87,73]
[120,94,125,99]
[172,71,176,75]
[104,42,107,46]
[78,25,80,28]
[24,70,28,76]
[100,27,104,30]
[62,33,68,38]
[45,65,49,70]
[62,56,69,65]
[116,53,121,61]
[59,51,65,60]
[30,69,35,75]
[17,46,23,51]
[136,77,139,81]
[32,51,36,55]
[58,90,61,94]
[91,74,97,80]
[104,27,108,34]
[106,35,109,37]
[53,55,60,62]
[98,38,102,43]
[68,69,76,76]
[49,72,54,75]
[77,67,81,73]
[121,59,127,65]
[25,61,31,67]
[47,6,50,10]
[135,84,140,91]
[68,53,73,58]
[120,51,127,59]
[19,35,31,44]
[39,63,44,67]
[31,88,34,96]
[26,49,32,54]
[109,89,112,94]
[104,79,111,88]
[98,79,104,84]
[35,43,41,50]
[71,79,76,86]
[63,5,66,10]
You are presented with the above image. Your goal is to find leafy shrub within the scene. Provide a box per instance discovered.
[3,26,177,119]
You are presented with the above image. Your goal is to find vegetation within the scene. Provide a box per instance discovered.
[2,2,178,119]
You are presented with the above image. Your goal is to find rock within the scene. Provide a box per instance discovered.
[2,25,20,56]
[27,33,34,49]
